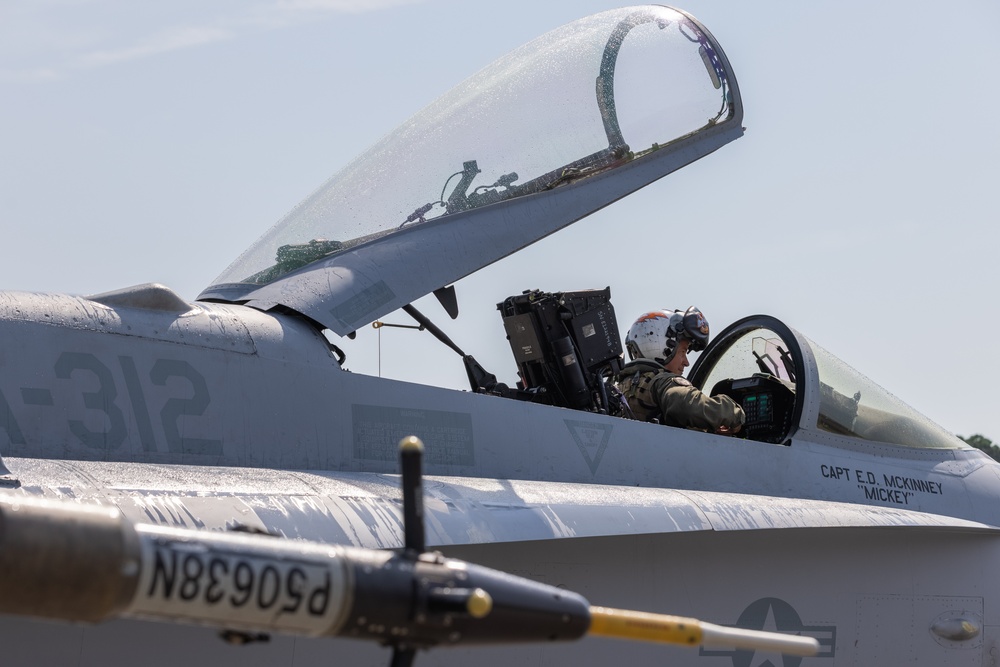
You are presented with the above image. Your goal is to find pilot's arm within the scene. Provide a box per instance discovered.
[653,374,745,433]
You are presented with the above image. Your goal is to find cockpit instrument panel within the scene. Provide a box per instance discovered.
[710,374,795,444]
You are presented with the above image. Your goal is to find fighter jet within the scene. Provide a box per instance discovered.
[1,5,996,666]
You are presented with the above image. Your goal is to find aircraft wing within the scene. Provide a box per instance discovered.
[3,454,994,666]
[4,457,992,551]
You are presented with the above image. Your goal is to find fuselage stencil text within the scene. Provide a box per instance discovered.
[820,464,943,506]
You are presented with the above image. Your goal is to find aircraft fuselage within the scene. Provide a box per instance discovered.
[0,289,994,528]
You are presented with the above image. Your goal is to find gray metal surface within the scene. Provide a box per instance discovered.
[5,457,990,551]
[0,291,994,525]
[2,523,997,666]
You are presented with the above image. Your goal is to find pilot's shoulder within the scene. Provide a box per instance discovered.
[619,359,664,375]
[655,372,692,388]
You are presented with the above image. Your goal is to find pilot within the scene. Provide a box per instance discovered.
[615,307,744,434]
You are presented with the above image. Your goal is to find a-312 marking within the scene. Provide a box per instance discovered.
[0,351,221,455]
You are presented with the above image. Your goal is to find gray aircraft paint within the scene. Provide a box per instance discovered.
[1,505,996,666]
[0,6,995,666]
[0,292,992,525]
[4,452,996,667]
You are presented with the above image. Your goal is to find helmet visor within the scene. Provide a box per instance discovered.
[681,306,710,351]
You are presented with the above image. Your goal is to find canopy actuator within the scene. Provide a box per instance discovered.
[399,303,504,395]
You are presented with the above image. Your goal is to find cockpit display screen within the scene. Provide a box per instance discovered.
[742,392,773,424]
[710,374,794,444]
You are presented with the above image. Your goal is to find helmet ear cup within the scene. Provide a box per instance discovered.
[660,321,680,364]
[660,337,677,365]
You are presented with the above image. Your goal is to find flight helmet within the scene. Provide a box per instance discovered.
[625,306,710,364]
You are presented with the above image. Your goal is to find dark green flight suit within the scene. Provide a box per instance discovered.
[616,359,745,431]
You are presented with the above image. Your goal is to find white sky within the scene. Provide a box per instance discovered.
[1,0,997,441]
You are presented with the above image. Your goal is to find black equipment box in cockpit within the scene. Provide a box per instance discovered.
[710,373,796,444]
[498,288,623,411]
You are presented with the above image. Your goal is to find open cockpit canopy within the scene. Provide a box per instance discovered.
[199,5,743,335]
[691,316,968,451]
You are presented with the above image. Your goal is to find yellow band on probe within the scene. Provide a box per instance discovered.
[588,606,703,646]
[588,606,819,657]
